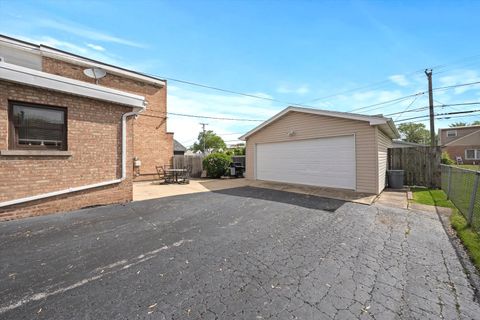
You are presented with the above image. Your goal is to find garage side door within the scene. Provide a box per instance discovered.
[256,135,356,190]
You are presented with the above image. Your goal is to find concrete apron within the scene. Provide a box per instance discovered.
[374,188,409,209]
[133,178,377,205]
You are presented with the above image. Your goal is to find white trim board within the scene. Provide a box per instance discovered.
[0,61,146,109]
[0,35,166,87]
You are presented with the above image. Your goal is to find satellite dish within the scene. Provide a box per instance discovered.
[83,68,107,83]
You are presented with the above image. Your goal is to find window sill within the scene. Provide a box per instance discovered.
[0,150,72,157]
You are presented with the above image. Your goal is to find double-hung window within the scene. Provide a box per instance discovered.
[465,149,480,160]
[9,102,67,150]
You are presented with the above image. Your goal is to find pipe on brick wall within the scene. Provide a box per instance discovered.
[0,107,145,208]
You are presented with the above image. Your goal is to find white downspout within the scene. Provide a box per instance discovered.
[0,106,145,208]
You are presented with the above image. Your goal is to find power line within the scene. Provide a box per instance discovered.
[159,76,300,105]
[349,80,480,114]
[169,112,264,122]
[301,68,435,106]
[385,101,480,117]
[396,109,480,122]
[393,96,421,121]
[349,92,426,113]
[148,110,265,122]
[7,35,480,122]
[301,55,480,107]
[9,35,480,115]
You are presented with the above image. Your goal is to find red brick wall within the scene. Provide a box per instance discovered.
[42,58,173,181]
[444,145,480,165]
[0,81,133,220]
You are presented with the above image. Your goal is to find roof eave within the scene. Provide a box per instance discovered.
[0,61,147,109]
[0,34,165,87]
[239,106,400,140]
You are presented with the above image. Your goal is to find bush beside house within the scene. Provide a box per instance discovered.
[441,151,455,165]
[203,153,232,178]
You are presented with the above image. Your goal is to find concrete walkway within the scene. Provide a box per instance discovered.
[134,178,377,204]
[374,189,409,209]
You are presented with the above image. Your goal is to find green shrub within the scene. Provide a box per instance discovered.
[203,153,231,178]
[441,151,455,165]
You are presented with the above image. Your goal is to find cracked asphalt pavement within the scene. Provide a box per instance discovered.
[1,186,479,319]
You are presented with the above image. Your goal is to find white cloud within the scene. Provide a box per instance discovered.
[86,43,105,52]
[438,70,480,95]
[276,84,310,95]
[167,86,281,146]
[389,74,410,87]
[38,19,145,48]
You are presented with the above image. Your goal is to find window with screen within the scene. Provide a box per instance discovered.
[9,102,67,150]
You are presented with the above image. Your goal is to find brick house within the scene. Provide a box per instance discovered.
[0,35,173,220]
[439,125,480,164]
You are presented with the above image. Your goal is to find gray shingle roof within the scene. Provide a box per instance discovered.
[174,139,187,152]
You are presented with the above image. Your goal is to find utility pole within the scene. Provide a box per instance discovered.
[200,123,208,154]
[425,69,435,146]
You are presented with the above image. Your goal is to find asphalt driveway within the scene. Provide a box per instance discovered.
[0,187,479,319]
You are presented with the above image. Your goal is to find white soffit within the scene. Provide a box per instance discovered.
[0,35,165,87]
[0,61,147,109]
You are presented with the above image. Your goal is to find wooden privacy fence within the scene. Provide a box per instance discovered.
[173,155,204,178]
[172,155,246,178]
[388,146,441,187]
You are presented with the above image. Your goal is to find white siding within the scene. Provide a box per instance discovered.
[245,112,378,193]
[376,128,392,193]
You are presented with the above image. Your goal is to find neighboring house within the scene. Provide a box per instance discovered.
[0,35,173,220]
[239,106,400,194]
[392,140,427,148]
[439,125,480,164]
[174,139,187,155]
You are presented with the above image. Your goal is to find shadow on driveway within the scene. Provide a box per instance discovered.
[210,186,346,212]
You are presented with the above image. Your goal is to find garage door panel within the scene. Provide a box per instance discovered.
[256,136,356,190]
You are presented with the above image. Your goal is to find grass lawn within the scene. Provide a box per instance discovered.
[411,188,480,271]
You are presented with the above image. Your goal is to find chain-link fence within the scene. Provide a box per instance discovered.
[441,165,480,232]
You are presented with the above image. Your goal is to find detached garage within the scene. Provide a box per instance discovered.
[240,107,400,194]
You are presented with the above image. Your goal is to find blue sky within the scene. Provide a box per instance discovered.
[1,0,480,145]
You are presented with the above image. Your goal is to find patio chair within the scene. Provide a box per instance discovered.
[178,166,190,184]
[156,165,173,184]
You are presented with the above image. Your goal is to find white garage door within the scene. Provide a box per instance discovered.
[255,135,356,190]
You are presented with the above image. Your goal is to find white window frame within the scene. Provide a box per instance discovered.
[465,149,480,160]
[447,130,457,137]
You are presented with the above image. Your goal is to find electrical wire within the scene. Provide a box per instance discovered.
[393,96,420,121]
[349,81,480,114]
[395,109,480,123]
[5,34,480,121]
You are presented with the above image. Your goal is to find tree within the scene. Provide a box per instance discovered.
[471,120,480,126]
[397,122,431,144]
[449,122,467,127]
[191,130,226,153]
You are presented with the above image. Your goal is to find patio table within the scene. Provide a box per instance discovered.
[164,168,188,183]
